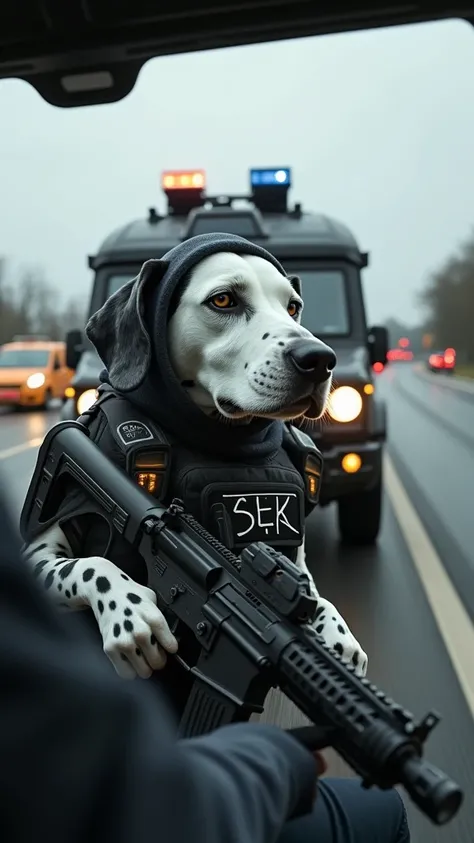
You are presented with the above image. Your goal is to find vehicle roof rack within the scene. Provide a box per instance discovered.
[184,203,268,239]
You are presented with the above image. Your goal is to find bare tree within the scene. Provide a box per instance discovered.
[0,261,87,345]
[419,228,474,361]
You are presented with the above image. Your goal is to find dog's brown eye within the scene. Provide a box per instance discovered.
[210,293,236,309]
[288,301,300,318]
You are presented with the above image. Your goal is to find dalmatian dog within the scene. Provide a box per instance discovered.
[22,251,368,681]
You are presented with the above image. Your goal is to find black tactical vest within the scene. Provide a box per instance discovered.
[78,385,323,564]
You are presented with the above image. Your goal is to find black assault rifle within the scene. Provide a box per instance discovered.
[20,421,463,826]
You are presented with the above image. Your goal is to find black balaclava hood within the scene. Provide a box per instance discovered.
[87,232,293,460]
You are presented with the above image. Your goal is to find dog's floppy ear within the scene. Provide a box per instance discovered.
[86,258,169,393]
[288,274,303,298]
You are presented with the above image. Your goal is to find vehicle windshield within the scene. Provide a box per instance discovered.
[285,268,350,336]
[107,274,136,299]
[106,268,350,337]
[0,349,50,368]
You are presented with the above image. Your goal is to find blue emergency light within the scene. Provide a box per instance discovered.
[250,168,291,188]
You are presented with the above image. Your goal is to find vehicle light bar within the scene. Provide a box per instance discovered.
[250,167,291,187]
[162,170,206,191]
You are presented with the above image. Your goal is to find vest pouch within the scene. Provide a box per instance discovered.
[202,480,305,553]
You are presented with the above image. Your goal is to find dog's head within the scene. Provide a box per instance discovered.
[87,250,336,424]
[168,252,335,421]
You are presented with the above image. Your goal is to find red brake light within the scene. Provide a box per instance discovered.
[373,362,384,373]
[444,348,456,366]
[162,170,206,190]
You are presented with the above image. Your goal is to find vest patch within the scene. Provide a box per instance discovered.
[204,483,304,549]
[116,420,154,446]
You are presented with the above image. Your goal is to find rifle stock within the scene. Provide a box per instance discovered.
[20,421,464,827]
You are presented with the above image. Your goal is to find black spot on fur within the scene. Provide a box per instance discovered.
[109,600,116,610]
[244,363,248,369]
[337,624,346,634]
[150,634,157,646]
[121,653,128,662]
[24,543,47,561]
[315,623,325,634]
[127,592,141,605]
[44,570,55,590]
[278,341,285,346]
[34,559,50,577]
[83,568,94,582]
[332,616,337,621]
[65,589,70,598]
[352,652,359,667]
[124,608,132,617]
[96,576,111,594]
[98,600,104,615]
[262,333,269,340]
[135,648,141,657]
[121,574,129,581]
[58,583,62,591]
[113,623,121,638]
[72,583,77,596]
[124,620,133,633]
[57,544,69,554]
[334,643,344,656]
[59,560,78,580]
[315,605,325,618]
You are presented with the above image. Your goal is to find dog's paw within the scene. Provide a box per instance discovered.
[80,556,178,680]
[310,597,368,677]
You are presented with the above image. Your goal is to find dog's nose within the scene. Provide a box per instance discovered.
[287,339,336,381]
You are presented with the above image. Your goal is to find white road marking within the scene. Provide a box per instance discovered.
[385,452,474,718]
[0,438,43,461]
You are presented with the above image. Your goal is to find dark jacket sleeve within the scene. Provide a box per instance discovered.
[0,480,316,843]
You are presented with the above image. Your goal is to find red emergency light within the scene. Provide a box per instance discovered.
[398,337,410,349]
[161,170,206,191]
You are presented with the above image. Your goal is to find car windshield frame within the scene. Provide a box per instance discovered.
[0,349,51,368]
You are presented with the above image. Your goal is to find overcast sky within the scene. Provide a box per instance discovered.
[1,17,474,326]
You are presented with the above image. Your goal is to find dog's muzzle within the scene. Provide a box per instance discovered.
[286,338,336,384]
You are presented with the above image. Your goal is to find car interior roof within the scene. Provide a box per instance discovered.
[1,2,472,108]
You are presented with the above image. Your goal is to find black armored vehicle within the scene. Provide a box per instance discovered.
[63,167,388,545]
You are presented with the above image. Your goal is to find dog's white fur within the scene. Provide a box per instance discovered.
[22,252,368,681]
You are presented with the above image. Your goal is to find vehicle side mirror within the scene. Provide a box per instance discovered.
[368,325,389,366]
[66,329,84,370]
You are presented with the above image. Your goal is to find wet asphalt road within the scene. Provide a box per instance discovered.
[0,364,473,843]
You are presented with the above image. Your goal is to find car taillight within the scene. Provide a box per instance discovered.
[444,348,456,367]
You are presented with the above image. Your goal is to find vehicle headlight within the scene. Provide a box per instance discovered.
[77,389,98,415]
[26,372,46,389]
[327,386,363,423]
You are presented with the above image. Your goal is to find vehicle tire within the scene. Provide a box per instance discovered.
[337,478,382,546]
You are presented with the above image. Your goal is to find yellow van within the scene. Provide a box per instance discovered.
[0,336,73,409]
